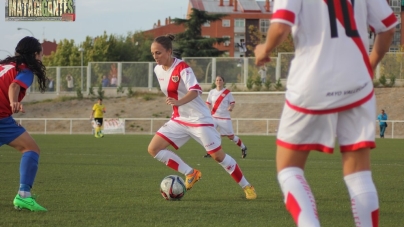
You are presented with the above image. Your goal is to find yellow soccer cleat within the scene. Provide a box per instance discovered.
[243,185,257,200]
[185,169,202,190]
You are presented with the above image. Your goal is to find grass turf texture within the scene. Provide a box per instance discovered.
[1,135,404,227]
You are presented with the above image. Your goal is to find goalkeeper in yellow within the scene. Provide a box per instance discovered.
[91,98,106,138]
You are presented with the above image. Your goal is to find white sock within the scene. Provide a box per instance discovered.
[18,191,31,198]
[232,136,246,149]
[154,149,193,175]
[219,154,249,188]
[344,171,379,227]
[277,167,320,227]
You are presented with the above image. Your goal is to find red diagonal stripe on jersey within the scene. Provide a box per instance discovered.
[168,62,186,118]
[272,9,295,24]
[211,89,230,115]
[286,192,301,225]
[325,0,373,78]
[372,209,379,227]
[382,13,397,27]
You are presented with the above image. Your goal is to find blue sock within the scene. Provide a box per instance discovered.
[19,151,39,192]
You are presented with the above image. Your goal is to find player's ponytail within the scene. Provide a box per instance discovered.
[0,36,47,93]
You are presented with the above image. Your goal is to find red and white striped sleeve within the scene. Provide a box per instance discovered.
[271,0,302,26]
[180,65,202,94]
[367,0,398,33]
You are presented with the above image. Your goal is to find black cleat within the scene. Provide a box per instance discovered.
[241,147,247,158]
[203,154,211,158]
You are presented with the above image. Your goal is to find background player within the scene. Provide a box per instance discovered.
[205,76,247,158]
[0,36,48,211]
[148,34,256,199]
[254,0,396,226]
[91,98,106,138]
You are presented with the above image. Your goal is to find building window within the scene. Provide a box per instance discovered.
[203,21,210,27]
[222,19,230,27]
[260,19,270,34]
[234,19,245,28]
[223,36,231,46]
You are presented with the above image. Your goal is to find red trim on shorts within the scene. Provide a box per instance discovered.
[156,132,179,150]
[277,139,334,153]
[339,141,376,152]
[213,116,231,120]
[207,146,222,154]
[371,209,379,227]
[286,90,374,115]
[171,119,214,127]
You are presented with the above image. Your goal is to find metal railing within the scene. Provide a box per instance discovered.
[14,118,401,138]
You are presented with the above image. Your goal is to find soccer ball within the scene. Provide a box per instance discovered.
[160,175,186,200]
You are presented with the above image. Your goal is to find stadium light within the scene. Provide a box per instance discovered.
[17,27,34,37]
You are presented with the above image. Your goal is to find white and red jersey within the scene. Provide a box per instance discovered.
[206,88,235,119]
[272,0,398,114]
[155,58,214,126]
[0,63,33,118]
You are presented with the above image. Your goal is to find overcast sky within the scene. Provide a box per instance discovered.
[0,0,188,59]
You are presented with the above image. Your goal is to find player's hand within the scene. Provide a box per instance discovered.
[166,97,179,106]
[10,102,24,113]
[254,44,271,66]
[228,107,233,112]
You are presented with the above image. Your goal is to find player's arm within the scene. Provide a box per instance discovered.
[369,28,395,72]
[8,82,24,113]
[255,22,291,65]
[166,90,198,106]
[90,109,95,119]
[228,102,235,112]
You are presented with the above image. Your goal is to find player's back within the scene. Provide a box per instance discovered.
[272,0,397,111]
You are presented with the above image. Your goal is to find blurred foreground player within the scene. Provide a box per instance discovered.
[0,36,48,211]
[254,0,396,226]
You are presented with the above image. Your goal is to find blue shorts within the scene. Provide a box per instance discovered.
[0,116,26,146]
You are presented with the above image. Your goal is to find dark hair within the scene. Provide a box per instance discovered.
[0,36,47,92]
[154,34,175,51]
[98,98,103,101]
[153,34,182,59]
[216,76,225,82]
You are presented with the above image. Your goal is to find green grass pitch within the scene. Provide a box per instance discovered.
[1,135,404,227]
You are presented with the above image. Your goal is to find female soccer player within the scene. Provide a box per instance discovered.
[254,0,396,226]
[0,36,48,211]
[205,76,247,158]
[148,34,256,199]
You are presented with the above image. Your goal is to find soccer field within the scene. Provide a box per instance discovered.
[1,135,404,227]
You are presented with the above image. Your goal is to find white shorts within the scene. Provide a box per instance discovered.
[277,96,376,153]
[157,120,222,154]
[214,118,234,136]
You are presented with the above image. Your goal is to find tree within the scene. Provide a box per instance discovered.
[172,8,229,57]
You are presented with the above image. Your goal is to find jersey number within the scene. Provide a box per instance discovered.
[326,0,359,38]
